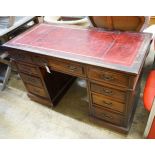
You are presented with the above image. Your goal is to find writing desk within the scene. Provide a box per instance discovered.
[3,23,152,133]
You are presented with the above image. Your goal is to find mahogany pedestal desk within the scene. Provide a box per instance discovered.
[3,23,152,133]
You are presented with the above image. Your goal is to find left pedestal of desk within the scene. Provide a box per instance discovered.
[10,50,75,107]
[15,61,53,107]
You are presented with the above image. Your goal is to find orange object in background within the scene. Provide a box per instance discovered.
[143,70,155,111]
[143,70,155,139]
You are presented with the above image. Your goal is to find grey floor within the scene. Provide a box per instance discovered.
[0,43,154,139]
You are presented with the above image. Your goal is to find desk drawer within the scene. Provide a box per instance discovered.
[90,83,127,103]
[12,52,32,63]
[26,84,47,98]
[17,64,39,76]
[92,93,125,113]
[20,73,43,88]
[49,59,85,77]
[31,56,48,66]
[91,106,124,126]
[87,67,130,88]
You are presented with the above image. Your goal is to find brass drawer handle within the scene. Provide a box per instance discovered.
[102,89,113,95]
[101,74,114,81]
[102,113,113,119]
[102,101,112,106]
[67,65,77,71]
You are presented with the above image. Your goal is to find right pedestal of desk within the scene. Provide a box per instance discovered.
[87,66,141,133]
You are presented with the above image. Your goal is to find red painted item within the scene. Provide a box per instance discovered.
[143,70,155,139]
[143,70,155,112]
[7,23,145,66]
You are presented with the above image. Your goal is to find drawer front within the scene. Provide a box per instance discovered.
[31,55,48,66]
[87,67,130,88]
[92,93,125,113]
[90,83,127,103]
[12,52,32,63]
[91,106,124,126]
[20,73,43,88]
[26,84,47,98]
[17,64,39,76]
[49,59,85,77]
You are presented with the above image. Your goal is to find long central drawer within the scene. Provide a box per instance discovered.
[48,59,86,77]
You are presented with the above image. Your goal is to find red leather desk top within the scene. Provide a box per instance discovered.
[4,23,152,74]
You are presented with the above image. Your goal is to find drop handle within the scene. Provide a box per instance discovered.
[102,113,113,119]
[101,74,114,81]
[67,65,77,71]
[102,89,113,95]
[102,101,112,106]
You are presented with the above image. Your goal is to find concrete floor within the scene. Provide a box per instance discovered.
[0,31,154,138]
